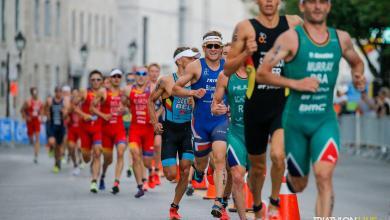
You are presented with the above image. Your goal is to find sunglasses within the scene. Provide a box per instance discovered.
[126,78,135,83]
[90,78,102,82]
[111,74,122,79]
[205,44,222,49]
[135,71,148,76]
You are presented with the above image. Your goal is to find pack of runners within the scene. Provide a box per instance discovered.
[20,0,366,219]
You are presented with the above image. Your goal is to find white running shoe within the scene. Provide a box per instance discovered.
[72,167,81,176]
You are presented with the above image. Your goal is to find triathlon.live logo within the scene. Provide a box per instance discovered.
[313,217,388,220]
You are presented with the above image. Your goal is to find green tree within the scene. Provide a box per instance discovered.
[284,0,390,86]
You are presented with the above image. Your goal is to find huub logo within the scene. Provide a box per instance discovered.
[258,32,267,44]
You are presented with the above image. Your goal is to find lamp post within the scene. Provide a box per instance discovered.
[79,44,89,88]
[128,40,137,69]
[15,31,26,58]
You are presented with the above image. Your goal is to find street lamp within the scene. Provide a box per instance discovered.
[128,40,138,63]
[15,31,26,58]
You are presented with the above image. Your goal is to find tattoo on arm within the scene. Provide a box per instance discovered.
[269,45,282,63]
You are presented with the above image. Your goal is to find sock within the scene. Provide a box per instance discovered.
[171,203,179,209]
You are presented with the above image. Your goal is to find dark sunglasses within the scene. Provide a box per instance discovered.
[111,74,122,79]
[205,44,222,49]
[135,71,148,76]
[126,78,135,83]
[90,78,102,82]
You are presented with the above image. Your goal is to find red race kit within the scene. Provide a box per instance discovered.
[79,89,102,152]
[25,99,43,137]
[101,89,126,152]
[67,111,81,144]
[128,86,154,157]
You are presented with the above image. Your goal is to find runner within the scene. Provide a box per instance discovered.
[124,72,135,178]
[61,85,72,165]
[44,86,66,173]
[148,47,199,220]
[172,31,230,218]
[212,63,248,219]
[148,63,164,185]
[223,0,302,217]
[67,88,82,176]
[92,69,127,194]
[124,68,155,198]
[256,0,365,216]
[73,70,104,193]
[20,87,43,164]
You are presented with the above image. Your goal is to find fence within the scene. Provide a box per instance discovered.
[0,118,47,145]
[339,114,390,161]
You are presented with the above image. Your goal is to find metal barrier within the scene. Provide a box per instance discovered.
[339,114,390,161]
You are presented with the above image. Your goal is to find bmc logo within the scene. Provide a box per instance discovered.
[258,32,267,44]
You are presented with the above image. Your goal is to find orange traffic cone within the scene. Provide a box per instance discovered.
[280,176,300,220]
[203,183,216,200]
[192,178,207,190]
[206,166,214,186]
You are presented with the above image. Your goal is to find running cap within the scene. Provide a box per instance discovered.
[62,85,71,92]
[203,36,223,45]
[174,49,201,62]
[110,68,123,76]
[300,0,331,3]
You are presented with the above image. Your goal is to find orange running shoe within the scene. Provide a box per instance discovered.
[148,175,156,189]
[220,208,230,220]
[169,207,181,220]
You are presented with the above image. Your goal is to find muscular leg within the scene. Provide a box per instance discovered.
[101,151,113,177]
[173,159,192,205]
[130,143,143,185]
[153,135,162,171]
[313,162,336,217]
[34,132,40,159]
[248,154,266,218]
[212,140,227,206]
[269,129,285,210]
[231,166,247,220]
[115,143,127,180]
[91,145,102,181]
[68,142,78,167]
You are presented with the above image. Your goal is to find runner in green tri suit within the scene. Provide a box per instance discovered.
[212,64,248,219]
[255,0,366,216]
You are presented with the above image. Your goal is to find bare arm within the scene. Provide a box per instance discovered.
[256,30,319,92]
[148,77,169,134]
[172,61,205,98]
[20,101,27,120]
[224,20,257,77]
[91,88,111,121]
[73,89,92,121]
[211,72,229,115]
[338,30,366,91]
[286,15,303,28]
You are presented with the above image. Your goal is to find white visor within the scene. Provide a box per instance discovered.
[203,36,223,45]
[62,85,71,92]
[174,49,201,62]
[110,69,123,76]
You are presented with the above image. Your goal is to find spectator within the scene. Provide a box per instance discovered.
[375,87,390,117]
[334,87,348,116]
[357,91,376,116]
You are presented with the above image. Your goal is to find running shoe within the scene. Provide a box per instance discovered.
[111,181,120,195]
[48,149,54,158]
[211,204,223,218]
[134,188,144,198]
[154,173,161,186]
[72,167,81,176]
[186,185,194,196]
[267,208,281,220]
[52,165,60,174]
[90,182,98,193]
[61,157,67,165]
[33,157,38,164]
[192,165,205,183]
[148,175,156,189]
[142,181,149,192]
[169,207,182,220]
[220,208,230,220]
[99,178,106,191]
[126,168,132,178]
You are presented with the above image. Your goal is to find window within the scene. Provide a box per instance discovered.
[94,15,99,46]
[71,10,75,43]
[34,0,40,37]
[15,0,20,32]
[55,1,60,37]
[55,66,60,85]
[44,64,51,97]
[101,16,106,47]
[79,12,84,44]
[87,13,92,43]
[109,17,113,48]
[33,64,39,87]
[1,0,5,41]
[44,0,51,36]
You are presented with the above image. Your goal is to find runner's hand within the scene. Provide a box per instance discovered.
[292,77,319,92]
[191,88,206,99]
[212,102,228,116]
[245,37,257,56]
[352,74,366,91]
[83,114,92,121]
[102,113,112,121]
[153,122,163,135]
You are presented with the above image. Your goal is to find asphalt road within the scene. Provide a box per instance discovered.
[0,146,389,220]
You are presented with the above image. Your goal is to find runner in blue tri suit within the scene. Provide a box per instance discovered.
[172,31,230,218]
